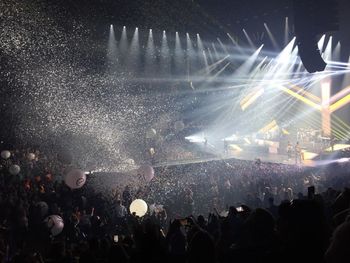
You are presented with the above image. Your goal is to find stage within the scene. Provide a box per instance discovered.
[154,142,350,168]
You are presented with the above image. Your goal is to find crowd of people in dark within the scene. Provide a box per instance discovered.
[0,146,350,263]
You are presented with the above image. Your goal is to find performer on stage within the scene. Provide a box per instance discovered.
[295,141,302,164]
[286,141,293,159]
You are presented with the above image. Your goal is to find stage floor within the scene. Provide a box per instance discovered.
[155,150,311,168]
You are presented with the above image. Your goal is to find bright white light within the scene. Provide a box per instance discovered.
[318,34,326,51]
[185,136,206,143]
[337,158,350,163]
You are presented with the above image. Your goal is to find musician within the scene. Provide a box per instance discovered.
[295,141,302,164]
[286,141,293,159]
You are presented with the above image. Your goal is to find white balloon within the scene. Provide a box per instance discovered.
[9,164,20,175]
[220,211,229,217]
[27,153,36,161]
[130,199,148,217]
[137,165,154,182]
[45,215,64,236]
[1,150,11,159]
[174,121,185,131]
[64,169,86,189]
[146,128,157,139]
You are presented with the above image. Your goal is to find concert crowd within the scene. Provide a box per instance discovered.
[0,146,350,263]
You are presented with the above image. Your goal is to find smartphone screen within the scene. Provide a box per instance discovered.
[180,219,188,226]
[113,235,118,243]
[236,206,243,212]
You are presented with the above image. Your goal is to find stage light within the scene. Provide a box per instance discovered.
[337,158,350,163]
[282,128,290,135]
[324,144,350,152]
[321,81,331,136]
[317,34,326,52]
[229,144,242,152]
[185,136,206,143]
[242,28,255,49]
[264,23,279,50]
[240,88,264,111]
[290,85,321,103]
[279,86,321,110]
[284,17,289,45]
[329,93,350,113]
[259,120,278,133]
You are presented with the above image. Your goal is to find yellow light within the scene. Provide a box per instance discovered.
[330,93,350,113]
[240,88,264,111]
[302,151,318,160]
[324,144,350,152]
[282,128,290,135]
[229,144,242,151]
[290,85,321,103]
[321,82,331,137]
[259,120,278,133]
[279,86,321,110]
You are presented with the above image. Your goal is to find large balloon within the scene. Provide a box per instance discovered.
[44,215,64,236]
[1,150,11,159]
[137,165,154,182]
[146,128,157,139]
[9,164,20,175]
[174,121,185,132]
[64,169,86,189]
[27,153,36,161]
[130,199,148,217]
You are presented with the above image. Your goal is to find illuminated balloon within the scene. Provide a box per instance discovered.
[1,150,11,159]
[9,164,20,175]
[64,169,86,189]
[137,165,154,182]
[27,153,36,161]
[174,120,185,131]
[130,199,148,217]
[146,128,157,139]
[44,215,64,236]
